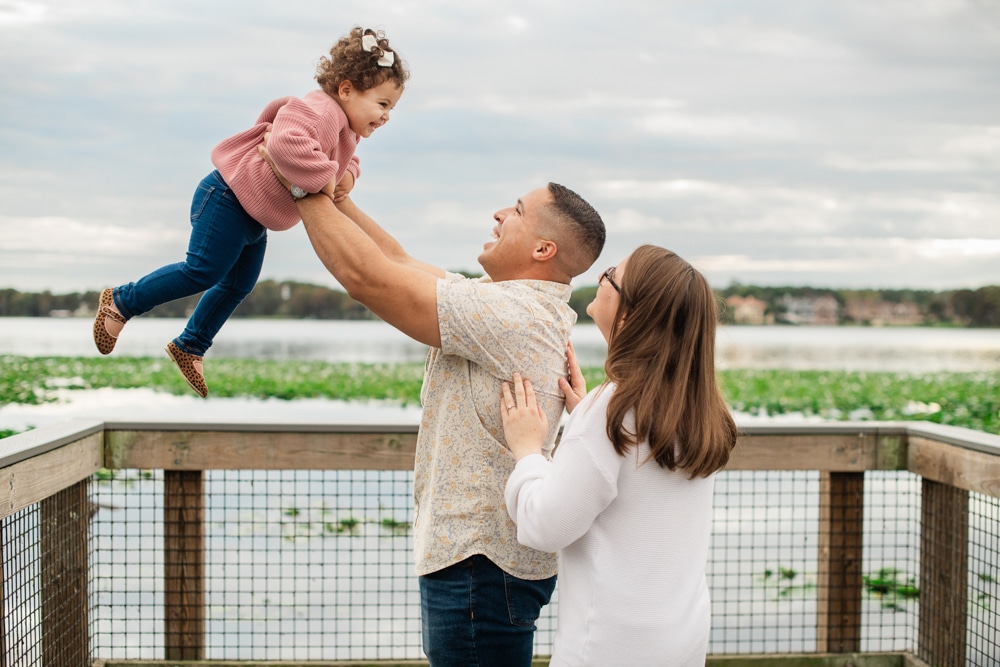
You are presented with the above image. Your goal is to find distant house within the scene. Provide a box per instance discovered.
[844,299,921,326]
[726,295,769,325]
[778,294,839,325]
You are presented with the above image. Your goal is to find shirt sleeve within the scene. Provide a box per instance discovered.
[266,97,341,192]
[504,388,621,552]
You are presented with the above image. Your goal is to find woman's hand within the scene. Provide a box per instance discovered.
[557,340,586,414]
[500,372,549,461]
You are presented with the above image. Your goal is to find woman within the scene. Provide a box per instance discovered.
[500,244,738,666]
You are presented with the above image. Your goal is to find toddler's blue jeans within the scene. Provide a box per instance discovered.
[114,170,267,356]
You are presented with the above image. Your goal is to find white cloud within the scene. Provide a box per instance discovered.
[607,208,667,233]
[854,0,982,21]
[699,24,857,60]
[690,237,1000,290]
[590,179,1000,240]
[906,238,1000,259]
[595,179,743,200]
[824,125,1000,173]
[413,199,488,230]
[503,14,531,33]
[693,254,862,274]
[635,111,800,141]
[779,236,1000,259]
[0,0,46,26]
[0,215,186,259]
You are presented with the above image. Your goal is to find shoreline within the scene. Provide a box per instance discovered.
[0,386,825,435]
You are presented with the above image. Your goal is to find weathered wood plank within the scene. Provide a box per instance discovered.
[0,433,102,520]
[97,662,434,667]
[708,653,907,666]
[40,480,90,665]
[164,470,205,659]
[0,418,103,468]
[917,479,968,667]
[816,472,865,653]
[96,651,917,666]
[106,430,418,471]
[904,421,1000,457]
[875,432,907,470]
[107,429,894,472]
[0,518,7,667]
[908,436,1000,498]
[726,433,872,471]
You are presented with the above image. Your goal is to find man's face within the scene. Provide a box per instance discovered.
[478,187,552,280]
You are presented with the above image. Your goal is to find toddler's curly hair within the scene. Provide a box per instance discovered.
[316,27,409,95]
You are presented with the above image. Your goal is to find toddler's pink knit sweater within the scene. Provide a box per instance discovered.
[211,90,361,231]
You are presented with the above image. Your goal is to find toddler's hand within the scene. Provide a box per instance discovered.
[319,175,337,199]
[333,171,355,203]
[500,373,549,461]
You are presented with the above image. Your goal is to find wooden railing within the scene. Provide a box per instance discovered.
[2,418,999,667]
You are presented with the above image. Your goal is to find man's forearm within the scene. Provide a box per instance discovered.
[295,193,444,348]
[335,196,445,277]
[296,196,377,292]
[334,196,408,262]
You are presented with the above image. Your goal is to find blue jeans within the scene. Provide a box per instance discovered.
[113,170,267,356]
[419,555,556,667]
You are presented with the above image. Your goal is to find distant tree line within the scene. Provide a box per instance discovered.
[0,280,373,321]
[719,283,1000,327]
[2,280,999,327]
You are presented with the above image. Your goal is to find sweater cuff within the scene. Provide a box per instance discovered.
[514,453,548,470]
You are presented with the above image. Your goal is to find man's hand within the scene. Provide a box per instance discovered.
[257,131,293,190]
[500,373,549,461]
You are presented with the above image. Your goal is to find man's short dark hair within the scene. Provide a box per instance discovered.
[546,182,606,276]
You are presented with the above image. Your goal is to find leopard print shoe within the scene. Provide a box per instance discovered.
[93,288,127,355]
[165,341,209,398]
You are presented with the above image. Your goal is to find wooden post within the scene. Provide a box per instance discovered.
[164,470,205,658]
[815,471,864,653]
[918,478,968,667]
[40,479,90,667]
[0,517,7,667]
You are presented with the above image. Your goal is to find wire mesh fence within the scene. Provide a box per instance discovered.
[2,481,91,667]
[84,466,1000,663]
[705,470,922,654]
[1,427,998,665]
[90,469,425,660]
[967,492,1000,666]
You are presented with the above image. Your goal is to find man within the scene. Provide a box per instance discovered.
[265,146,605,666]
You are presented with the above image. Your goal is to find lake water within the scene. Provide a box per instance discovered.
[4,316,999,370]
[1,317,998,432]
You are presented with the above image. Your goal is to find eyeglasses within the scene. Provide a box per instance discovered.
[600,266,621,294]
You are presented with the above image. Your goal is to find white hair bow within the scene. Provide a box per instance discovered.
[361,34,395,68]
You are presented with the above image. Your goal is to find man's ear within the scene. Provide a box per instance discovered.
[532,239,557,262]
[337,80,355,100]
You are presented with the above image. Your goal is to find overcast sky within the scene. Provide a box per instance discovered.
[1,0,998,294]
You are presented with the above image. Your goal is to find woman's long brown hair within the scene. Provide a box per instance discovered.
[603,245,737,477]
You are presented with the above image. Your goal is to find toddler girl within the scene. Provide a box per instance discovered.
[92,27,408,397]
